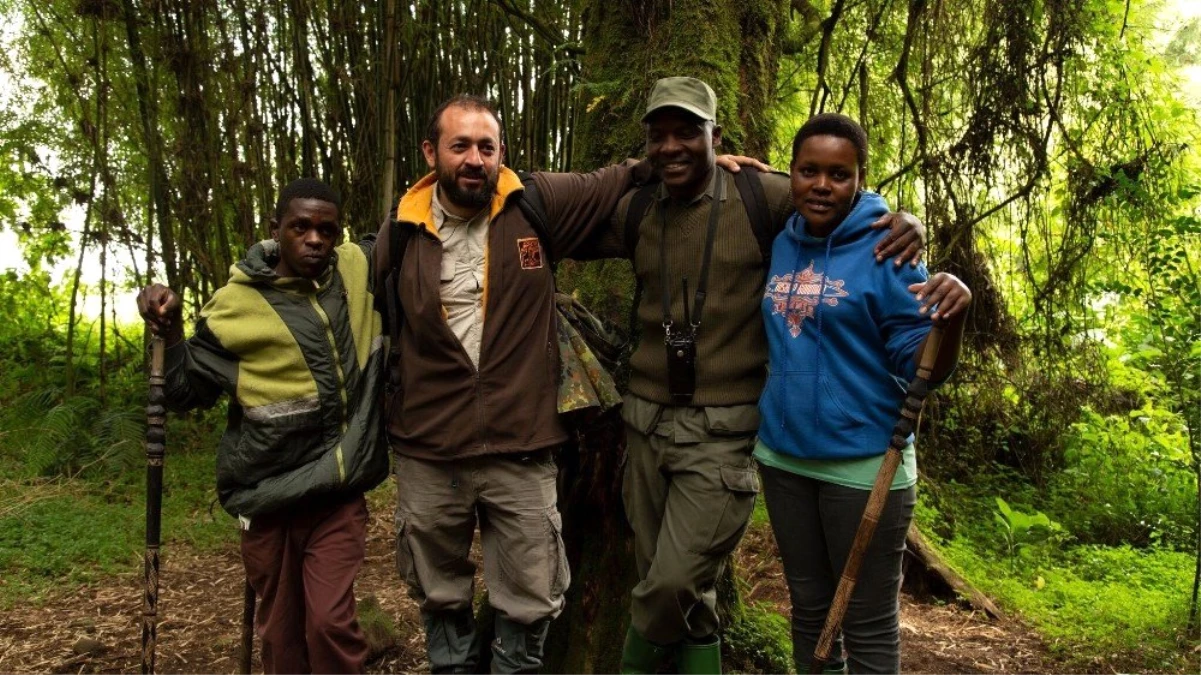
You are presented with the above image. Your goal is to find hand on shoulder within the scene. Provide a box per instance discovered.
[870,210,926,267]
[715,154,775,173]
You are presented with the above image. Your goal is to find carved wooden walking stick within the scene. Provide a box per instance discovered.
[240,578,255,673]
[142,336,166,674]
[809,325,945,674]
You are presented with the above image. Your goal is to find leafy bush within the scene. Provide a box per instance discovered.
[1047,406,1196,549]
[723,600,794,674]
[923,490,1197,673]
[0,387,144,478]
[921,353,1116,488]
[0,447,234,608]
[993,497,1069,569]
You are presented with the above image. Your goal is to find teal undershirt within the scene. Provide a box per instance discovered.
[754,438,918,491]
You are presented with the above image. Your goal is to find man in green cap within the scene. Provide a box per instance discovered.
[576,76,924,673]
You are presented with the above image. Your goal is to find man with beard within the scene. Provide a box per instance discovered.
[375,94,655,674]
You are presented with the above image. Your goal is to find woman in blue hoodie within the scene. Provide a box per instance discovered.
[756,113,971,674]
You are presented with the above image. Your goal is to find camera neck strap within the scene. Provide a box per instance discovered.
[659,167,725,337]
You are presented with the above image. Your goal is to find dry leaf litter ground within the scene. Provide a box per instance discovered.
[1,488,1069,674]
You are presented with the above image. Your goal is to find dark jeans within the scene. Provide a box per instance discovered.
[759,464,916,674]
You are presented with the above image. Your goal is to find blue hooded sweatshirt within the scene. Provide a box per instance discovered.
[757,191,932,460]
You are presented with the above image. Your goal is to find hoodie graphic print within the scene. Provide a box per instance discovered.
[757,191,933,461]
[765,261,850,338]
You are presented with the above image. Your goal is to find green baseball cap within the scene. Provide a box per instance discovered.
[642,77,717,123]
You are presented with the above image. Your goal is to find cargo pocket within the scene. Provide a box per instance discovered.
[621,394,664,437]
[395,516,421,590]
[702,405,761,438]
[546,510,571,601]
[707,465,761,555]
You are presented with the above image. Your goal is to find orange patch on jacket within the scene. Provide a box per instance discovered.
[517,237,544,270]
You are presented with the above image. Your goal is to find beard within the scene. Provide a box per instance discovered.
[436,161,497,211]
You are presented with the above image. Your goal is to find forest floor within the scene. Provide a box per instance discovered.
[0,499,1081,674]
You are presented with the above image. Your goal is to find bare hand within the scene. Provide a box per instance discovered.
[715,154,775,173]
[137,283,184,344]
[871,210,926,267]
[908,273,971,323]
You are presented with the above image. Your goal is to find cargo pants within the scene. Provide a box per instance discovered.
[394,449,570,673]
[621,394,761,645]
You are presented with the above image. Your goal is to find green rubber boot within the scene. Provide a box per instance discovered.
[620,625,674,674]
[677,636,721,675]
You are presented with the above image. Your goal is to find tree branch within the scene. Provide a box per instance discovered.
[488,0,583,55]
[810,0,847,115]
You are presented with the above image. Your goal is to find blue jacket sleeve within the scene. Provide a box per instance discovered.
[874,262,932,382]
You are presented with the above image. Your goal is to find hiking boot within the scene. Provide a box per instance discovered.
[490,615,550,674]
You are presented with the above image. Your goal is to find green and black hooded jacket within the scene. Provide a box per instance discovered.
[163,238,389,517]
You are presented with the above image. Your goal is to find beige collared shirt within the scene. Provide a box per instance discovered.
[431,186,490,368]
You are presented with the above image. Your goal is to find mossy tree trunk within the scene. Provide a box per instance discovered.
[545,2,788,671]
[574,0,787,166]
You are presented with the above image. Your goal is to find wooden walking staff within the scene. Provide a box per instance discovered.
[142,336,166,674]
[809,325,946,674]
[240,578,255,674]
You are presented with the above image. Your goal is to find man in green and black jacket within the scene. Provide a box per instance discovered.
[137,178,388,674]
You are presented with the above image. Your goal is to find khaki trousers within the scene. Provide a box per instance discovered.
[240,494,370,674]
[621,394,761,645]
[394,450,569,670]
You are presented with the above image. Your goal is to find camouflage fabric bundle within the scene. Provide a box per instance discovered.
[554,292,623,415]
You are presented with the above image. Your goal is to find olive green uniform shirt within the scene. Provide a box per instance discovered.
[607,168,794,406]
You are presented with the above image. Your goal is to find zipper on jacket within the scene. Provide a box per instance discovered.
[473,370,487,452]
[419,222,490,453]
[309,284,350,483]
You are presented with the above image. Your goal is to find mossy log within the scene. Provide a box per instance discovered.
[904,526,1003,620]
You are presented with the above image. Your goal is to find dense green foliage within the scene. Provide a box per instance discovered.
[917,485,1195,672]
[0,412,233,608]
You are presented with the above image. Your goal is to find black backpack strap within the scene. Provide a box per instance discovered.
[623,183,657,260]
[384,216,412,389]
[384,215,412,328]
[619,184,657,367]
[733,168,773,265]
[515,171,556,273]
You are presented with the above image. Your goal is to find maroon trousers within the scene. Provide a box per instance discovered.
[240,494,370,674]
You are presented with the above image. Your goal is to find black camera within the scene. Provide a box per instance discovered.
[664,327,697,405]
